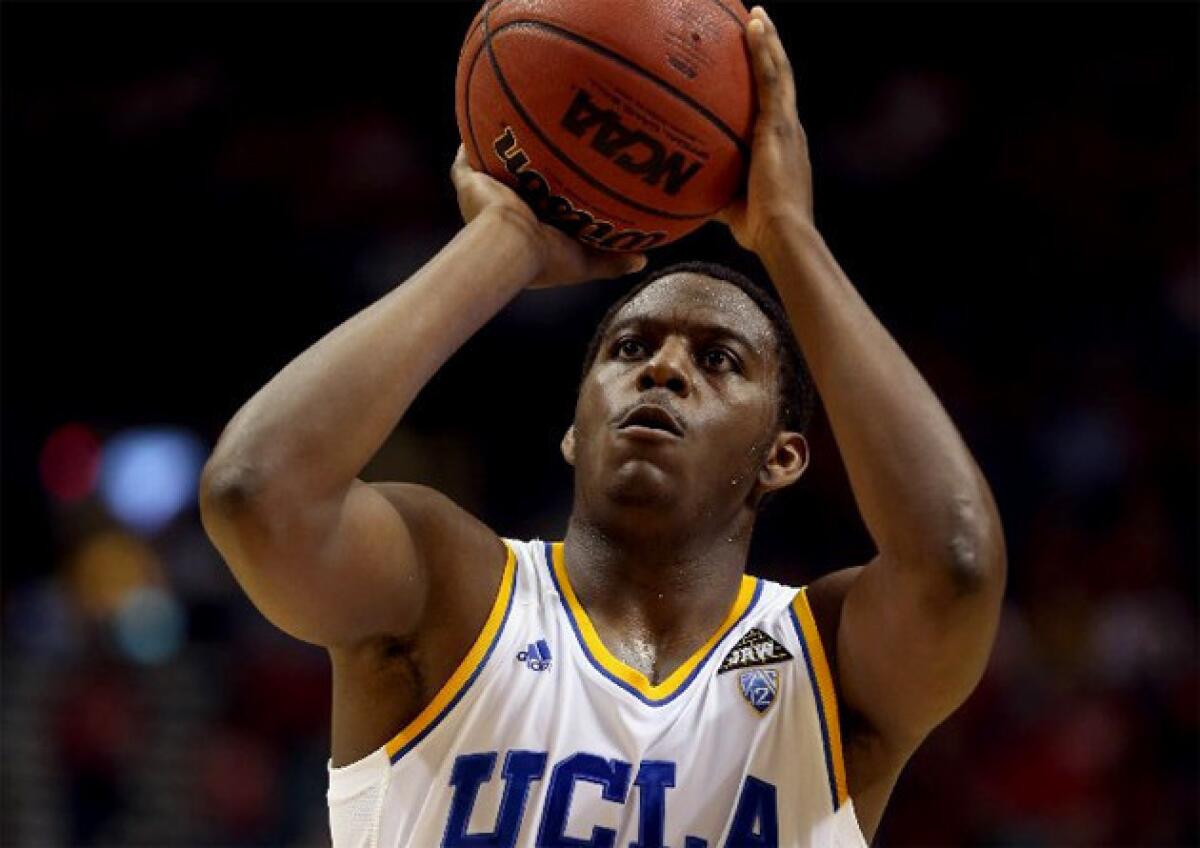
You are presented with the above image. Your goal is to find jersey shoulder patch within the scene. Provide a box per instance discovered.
[717,627,795,674]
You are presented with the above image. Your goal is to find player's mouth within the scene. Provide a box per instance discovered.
[615,403,685,441]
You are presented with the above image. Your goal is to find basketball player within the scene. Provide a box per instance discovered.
[199,8,1005,846]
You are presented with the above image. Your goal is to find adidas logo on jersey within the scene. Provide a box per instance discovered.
[718,628,794,674]
[517,638,553,672]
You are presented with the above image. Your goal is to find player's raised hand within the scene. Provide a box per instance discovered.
[450,146,647,288]
[718,7,815,253]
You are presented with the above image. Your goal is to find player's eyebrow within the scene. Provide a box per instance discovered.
[606,316,764,360]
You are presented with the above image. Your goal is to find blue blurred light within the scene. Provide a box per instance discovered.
[99,427,207,535]
[113,587,186,665]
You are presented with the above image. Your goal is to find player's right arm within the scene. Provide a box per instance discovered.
[199,149,645,649]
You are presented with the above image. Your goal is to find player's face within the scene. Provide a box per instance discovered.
[569,273,788,522]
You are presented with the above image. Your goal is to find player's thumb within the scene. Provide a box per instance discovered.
[605,252,647,278]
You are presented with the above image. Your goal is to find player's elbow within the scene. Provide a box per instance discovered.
[199,459,263,521]
[200,461,270,551]
[199,459,303,539]
[199,460,308,577]
[941,487,1007,599]
[200,462,269,576]
[199,463,342,645]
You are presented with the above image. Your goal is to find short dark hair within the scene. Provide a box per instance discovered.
[580,261,817,434]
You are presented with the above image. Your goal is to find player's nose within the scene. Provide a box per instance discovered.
[636,337,691,397]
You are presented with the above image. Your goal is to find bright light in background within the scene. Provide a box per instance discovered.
[99,427,207,535]
[114,587,186,665]
[67,530,162,618]
[62,529,188,664]
[39,422,101,504]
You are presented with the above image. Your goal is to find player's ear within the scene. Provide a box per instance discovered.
[560,425,577,466]
[756,431,808,496]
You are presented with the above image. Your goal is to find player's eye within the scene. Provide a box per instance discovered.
[700,346,739,373]
[613,337,647,360]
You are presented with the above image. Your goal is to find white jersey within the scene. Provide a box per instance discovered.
[328,539,868,847]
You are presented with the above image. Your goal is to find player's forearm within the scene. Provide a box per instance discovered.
[760,215,1004,587]
[203,208,541,506]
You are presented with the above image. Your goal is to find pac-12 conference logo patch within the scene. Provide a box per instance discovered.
[739,669,779,714]
[718,628,794,674]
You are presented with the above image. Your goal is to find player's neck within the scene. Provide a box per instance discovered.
[561,513,753,669]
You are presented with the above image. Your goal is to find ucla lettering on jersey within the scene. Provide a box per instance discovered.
[327,539,868,847]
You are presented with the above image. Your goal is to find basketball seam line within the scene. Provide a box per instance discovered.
[702,0,748,31]
[471,0,746,42]
[460,0,514,55]
[482,14,743,222]
[463,28,489,178]
[458,0,520,173]
[462,0,520,169]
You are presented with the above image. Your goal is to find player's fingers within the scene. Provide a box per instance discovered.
[450,144,471,185]
[753,8,798,117]
[714,199,744,227]
[618,252,649,276]
[596,250,648,278]
[744,12,792,120]
[746,13,785,118]
[757,9,793,82]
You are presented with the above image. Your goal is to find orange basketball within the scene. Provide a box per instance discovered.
[455,0,754,252]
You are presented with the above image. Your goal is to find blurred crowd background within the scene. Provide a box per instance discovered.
[2,2,1196,845]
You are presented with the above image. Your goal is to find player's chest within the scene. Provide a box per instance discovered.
[499,601,799,733]
[427,621,801,821]
[387,586,821,846]
[401,659,805,848]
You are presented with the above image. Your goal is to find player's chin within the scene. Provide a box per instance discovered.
[603,458,686,509]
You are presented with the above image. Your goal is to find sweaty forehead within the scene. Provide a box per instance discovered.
[613,273,776,349]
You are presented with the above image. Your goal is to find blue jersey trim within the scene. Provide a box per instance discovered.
[789,603,840,812]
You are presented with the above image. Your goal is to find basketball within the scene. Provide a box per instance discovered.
[455,0,754,252]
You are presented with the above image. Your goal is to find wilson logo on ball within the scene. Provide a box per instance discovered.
[559,89,704,197]
[493,127,667,252]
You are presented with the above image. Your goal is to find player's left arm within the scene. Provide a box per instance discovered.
[723,7,1007,754]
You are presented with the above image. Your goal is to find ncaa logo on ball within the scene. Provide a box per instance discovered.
[493,127,668,252]
[559,88,704,197]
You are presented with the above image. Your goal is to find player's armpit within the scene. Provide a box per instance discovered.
[200,475,503,649]
[811,547,1005,756]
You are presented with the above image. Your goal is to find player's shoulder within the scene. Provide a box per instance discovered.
[368,483,511,640]
[741,571,850,656]
[495,537,570,604]
[802,566,864,655]
[369,481,476,528]
[747,572,805,615]
[370,482,502,568]
[719,574,802,658]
